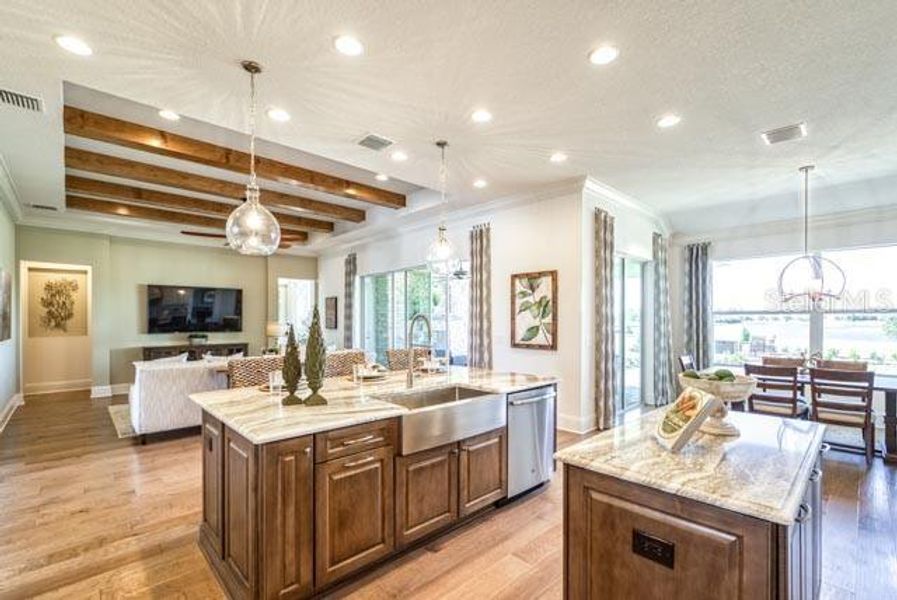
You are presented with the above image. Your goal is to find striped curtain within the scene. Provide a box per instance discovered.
[684,242,713,370]
[468,224,492,368]
[594,209,615,430]
[343,253,357,349]
[652,233,676,405]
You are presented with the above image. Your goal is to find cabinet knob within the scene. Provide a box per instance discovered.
[304,446,311,455]
[795,503,812,524]
[207,437,213,452]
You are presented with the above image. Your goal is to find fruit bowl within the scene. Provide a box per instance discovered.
[677,373,757,404]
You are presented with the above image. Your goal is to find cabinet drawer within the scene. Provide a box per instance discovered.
[315,418,398,463]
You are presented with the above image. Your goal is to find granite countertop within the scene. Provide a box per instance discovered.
[554,410,825,525]
[190,367,557,445]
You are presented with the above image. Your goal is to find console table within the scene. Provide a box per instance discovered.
[142,342,249,362]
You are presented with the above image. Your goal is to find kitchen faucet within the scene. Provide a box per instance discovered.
[406,313,432,388]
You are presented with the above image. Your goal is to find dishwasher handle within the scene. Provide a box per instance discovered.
[509,393,556,406]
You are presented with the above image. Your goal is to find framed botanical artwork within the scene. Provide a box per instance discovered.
[324,296,338,329]
[0,268,10,342]
[511,270,557,350]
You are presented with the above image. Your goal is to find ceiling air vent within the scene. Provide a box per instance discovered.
[761,122,807,145]
[0,88,43,112]
[357,133,394,152]
[30,204,58,211]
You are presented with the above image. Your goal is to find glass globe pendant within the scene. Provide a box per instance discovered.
[777,166,845,306]
[426,140,457,277]
[226,61,281,256]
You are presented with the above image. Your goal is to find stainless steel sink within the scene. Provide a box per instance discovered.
[375,385,506,454]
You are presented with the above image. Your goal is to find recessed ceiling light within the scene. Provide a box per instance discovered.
[656,113,682,129]
[471,109,493,123]
[473,178,488,189]
[375,173,389,182]
[588,45,619,65]
[549,152,568,163]
[334,35,364,56]
[390,150,408,162]
[54,35,93,56]
[266,107,291,122]
[158,109,180,121]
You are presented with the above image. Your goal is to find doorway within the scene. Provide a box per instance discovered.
[20,261,93,395]
[613,257,645,413]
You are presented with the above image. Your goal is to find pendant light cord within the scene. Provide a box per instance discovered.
[803,166,809,255]
[248,70,258,192]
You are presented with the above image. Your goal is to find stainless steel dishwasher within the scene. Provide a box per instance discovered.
[507,385,556,498]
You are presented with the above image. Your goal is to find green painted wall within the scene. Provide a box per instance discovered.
[0,201,16,409]
[16,227,316,388]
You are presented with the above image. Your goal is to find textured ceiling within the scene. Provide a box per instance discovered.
[1,0,897,230]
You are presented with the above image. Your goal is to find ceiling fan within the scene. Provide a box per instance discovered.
[180,230,300,250]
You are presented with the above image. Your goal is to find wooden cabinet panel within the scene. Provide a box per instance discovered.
[201,412,224,559]
[314,418,397,463]
[315,445,395,587]
[224,426,257,599]
[565,465,773,600]
[459,428,507,517]
[396,443,458,548]
[260,436,313,600]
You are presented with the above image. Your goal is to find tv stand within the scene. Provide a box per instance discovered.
[142,342,249,362]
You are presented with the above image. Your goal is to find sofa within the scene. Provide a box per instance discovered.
[129,359,228,436]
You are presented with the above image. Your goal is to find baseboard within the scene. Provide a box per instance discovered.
[0,393,24,434]
[557,412,597,435]
[90,385,112,398]
[111,383,131,396]
[23,379,92,396]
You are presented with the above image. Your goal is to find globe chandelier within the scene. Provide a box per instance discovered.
[225,60,281,256]
[777,165,845,306]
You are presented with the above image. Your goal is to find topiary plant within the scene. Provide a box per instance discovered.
[304,306,327,406]
[281,323,303,406]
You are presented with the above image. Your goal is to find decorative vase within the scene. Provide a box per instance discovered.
[281,324,303,406]
[304,306,327,406]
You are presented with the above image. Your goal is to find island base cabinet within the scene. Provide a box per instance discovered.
[564,465,775,599]
[315,445,395,588]
[396,443,459,548]
[201,413,224,559]
[459,428,507,517]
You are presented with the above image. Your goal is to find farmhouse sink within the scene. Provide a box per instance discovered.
[375,385,506,454]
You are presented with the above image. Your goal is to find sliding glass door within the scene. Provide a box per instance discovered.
[613,257,645,412]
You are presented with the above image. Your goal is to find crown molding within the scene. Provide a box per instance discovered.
[582,176,669,234]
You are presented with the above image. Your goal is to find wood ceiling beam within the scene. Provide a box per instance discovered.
[65,175,333,233]
[65,147,365,223]
[65,195,308,243]
[64,106,405,209]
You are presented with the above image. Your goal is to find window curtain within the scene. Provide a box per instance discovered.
[594,208,615,430]
[684,242,713,369]
[468,224,493,368]
[652,232,676,405]
[343,253,357,349]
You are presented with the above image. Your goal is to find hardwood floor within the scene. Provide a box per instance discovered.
[0,390,894,598]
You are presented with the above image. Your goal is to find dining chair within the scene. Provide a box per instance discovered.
[809,368,876,464]
[678,354,696,372]
[324,349,366,378]
[815,359,868,372]
[744,364,808,418]
[761,356,806,368]
[386,347,430,371]
[228,355,284,388]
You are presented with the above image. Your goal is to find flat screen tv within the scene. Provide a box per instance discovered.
[147,285,243,333]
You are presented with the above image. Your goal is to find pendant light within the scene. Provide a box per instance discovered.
[777,165,845,306]
[225,60,281,256]
[426,140,457,278]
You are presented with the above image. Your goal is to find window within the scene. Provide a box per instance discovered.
[361,265,470,366]
[277,278,315,342]
[613,257,644,411]
[712,245,897,373]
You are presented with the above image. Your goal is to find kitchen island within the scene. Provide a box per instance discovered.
[555,410,826,599]
[190,367,556,599]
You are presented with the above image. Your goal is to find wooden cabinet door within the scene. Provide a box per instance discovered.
[201,412,224,559]
[260,436,314,600]
[396,443,459,548]
[459,428,507,517]
[224,427,257,599]
[315,445,395,587]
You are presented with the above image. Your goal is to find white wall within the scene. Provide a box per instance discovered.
[0,197,18,423]
[319,178,666,433]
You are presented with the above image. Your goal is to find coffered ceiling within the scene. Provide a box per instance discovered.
[1,0,896,247]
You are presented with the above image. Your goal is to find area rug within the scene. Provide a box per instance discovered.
[107,404,137,439]
[822,423,884,453]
